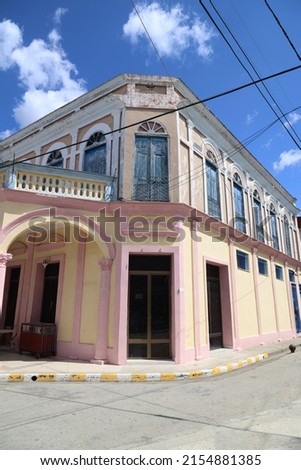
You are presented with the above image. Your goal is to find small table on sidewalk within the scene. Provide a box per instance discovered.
[0,329,15,347]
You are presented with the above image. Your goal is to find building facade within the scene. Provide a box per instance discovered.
[0,73,300,364]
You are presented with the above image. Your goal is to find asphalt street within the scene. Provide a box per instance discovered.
[0,349,300,450]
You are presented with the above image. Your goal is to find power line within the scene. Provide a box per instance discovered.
[130,0,172,78]
[1,63,301,169]
[229,0,296,113]
[199,0,301,149]
[169,104,301,192]
[264,0,301,61]
[209,0,301,145]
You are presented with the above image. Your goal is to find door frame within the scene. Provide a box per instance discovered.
[128,270,171,359]
[2,261,24,332]
[40,262,60,324]
[28,255,65,326]
[205,260,233,350]
[206,265,223,349]
[108,245,184,365]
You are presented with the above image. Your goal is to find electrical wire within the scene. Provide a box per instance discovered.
[168,103,301,195]
[130,0,172,78]
[199,0,301,149]
[209,0,301,145]
[229,0,295,113]
[264,0,301,61]
[1,62,301,170]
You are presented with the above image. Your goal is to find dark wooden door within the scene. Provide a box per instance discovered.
[40,263,59,324]
[4,267,21,328]
[207,265,223,349]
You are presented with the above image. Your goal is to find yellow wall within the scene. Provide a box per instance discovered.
[57,242,78,342]
[257,257,276,333]
[274,269,293,331]
[80,243,102,344]
[199,226,229,262]
[235,248,258,338]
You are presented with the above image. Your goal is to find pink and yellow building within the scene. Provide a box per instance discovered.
[0,74,300,364]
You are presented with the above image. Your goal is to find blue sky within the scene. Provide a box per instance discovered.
[1,0,301,208]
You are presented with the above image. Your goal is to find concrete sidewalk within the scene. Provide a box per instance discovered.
[0,338,300,382]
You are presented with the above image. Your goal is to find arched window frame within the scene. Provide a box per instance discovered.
[252,188,264,242]
[232,171,246,233]
[137,121,166,134]
[46,150,63,168]
[43,142,67,168]
[79,123,112,175]
[133,120,169,202]
[283,214,292,257]
[83,131,106,175]
[269,203,279,250]
[205,148,221,220]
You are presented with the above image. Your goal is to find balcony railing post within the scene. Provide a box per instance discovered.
[5,167,16,189]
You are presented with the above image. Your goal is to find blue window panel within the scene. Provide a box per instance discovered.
[133,136,168,202]
[236,250,249,271]
[270,212,279,250]
[206,161,221,219]
[275,265,283,280]
[284,221,292,257]
[253,199,264,242]
[234,183,246,232]
[83,144,106,174]
[258,258,268,276]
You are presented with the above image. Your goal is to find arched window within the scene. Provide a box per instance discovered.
[83,131,106,174]
[133,121,168,201]
[269,203,279,250]
[137,121,165,133]
[233,172,246,232]
[206,150,220,219]
[252,189,264,242]
[47,150,63,168]
[284,215,292,257]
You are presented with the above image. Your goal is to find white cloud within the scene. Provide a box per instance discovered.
[263,138,272,150]
[54,7,68,25]
[123,2,215,59]
[0,19,22,70]
[246,110,258,125]
[284,111,301,127]
[273,149,301,171]
[0,9,86,130]
[0,129,14,140]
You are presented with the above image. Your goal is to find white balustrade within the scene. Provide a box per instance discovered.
[0,165,114,202]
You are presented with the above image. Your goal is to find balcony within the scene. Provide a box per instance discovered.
[0,162,117,202]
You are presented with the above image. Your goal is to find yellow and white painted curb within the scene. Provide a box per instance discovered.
[0,353,269,383]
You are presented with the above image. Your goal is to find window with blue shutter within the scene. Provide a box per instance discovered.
[253,191,264,242]
[83,132,106,174]
[233,174,246,232]
[284,216,292,257]
[270,204,279,250]
[133,132,168,202]
[206,160,221,219]
[236,250,249,271]
[47,150,63,168]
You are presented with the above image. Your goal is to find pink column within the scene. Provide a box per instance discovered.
[228,239,240,350]
[191,221,201,359]
[270,256,280,335]
[284,262,296,333]
[0,253,13,325]
[252,248,262,336]
[92,258,113,364]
